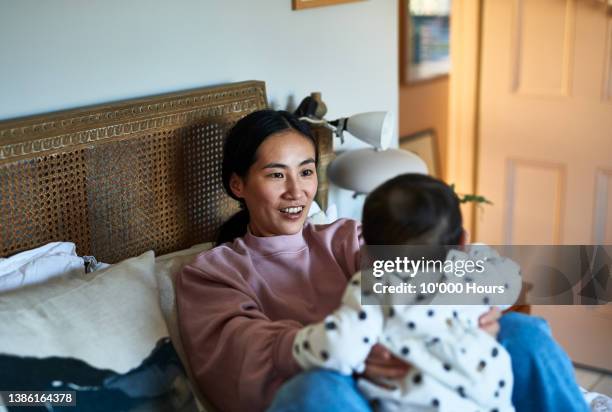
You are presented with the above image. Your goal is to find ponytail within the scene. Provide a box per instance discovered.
[216,208,250,246]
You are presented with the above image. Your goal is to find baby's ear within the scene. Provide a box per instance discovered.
[459,229,469,246]
[229,173,245,199]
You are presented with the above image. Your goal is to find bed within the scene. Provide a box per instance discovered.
[0,80,333,412]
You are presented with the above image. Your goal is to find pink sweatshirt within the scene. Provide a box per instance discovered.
[176,218,362,412]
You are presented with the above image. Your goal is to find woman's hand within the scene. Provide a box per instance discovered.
[479,307,502,337]
[362,344,411,386]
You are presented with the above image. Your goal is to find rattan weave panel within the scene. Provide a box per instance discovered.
[183,116,242,249]
[0,81,333,263]
[0,82,266,263]
[85,130,191,263]
[0,151,90,255]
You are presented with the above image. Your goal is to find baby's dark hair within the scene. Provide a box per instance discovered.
[362,173,463,246]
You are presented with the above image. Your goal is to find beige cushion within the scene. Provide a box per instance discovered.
[154,243,215,412]
[0,251,168,374]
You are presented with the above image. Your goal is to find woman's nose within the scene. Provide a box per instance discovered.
[283,177,303,199]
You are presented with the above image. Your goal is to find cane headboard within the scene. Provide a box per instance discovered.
[0,81,333,263]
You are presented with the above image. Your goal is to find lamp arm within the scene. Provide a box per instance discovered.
[298,116,346,144]
[329,118,348,144]
[298,117,328,126]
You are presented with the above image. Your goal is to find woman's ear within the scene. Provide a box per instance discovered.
[229,173,245,199]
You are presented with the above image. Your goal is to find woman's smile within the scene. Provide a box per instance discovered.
[279,205,304,214]
[279,205,305,220]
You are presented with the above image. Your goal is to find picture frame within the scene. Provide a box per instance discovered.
[292,0,365,10]
[400,129,441,177]
[400,0,451,84]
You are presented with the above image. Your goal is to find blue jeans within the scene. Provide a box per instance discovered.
[267,312,589,412]
[498,312,588,412]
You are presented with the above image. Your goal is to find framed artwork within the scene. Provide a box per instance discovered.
[400,0,451,84]
[400,129,441,177]
[293,0,365,10]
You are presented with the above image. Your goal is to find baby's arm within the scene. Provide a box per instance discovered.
[469,243,522,307]
[292,272,384,375]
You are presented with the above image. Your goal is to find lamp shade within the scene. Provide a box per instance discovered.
[328,148,428,194]
[345,112,393,150]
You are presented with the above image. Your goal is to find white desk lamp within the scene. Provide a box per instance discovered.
[298,100,428,195]
[329,147,428,196]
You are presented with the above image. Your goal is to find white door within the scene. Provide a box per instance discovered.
[476,0,612,371]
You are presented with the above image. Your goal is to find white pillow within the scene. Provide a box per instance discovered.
[308,201,334,225]
[0,250,168,374]
[154,242,215,412]
[155,243,213,369]
[0,242,85,293]
[308,211,330,225]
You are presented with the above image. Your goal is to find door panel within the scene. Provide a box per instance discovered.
[512,0,575,96]
[594,169,612,243]
[505,159,565,245]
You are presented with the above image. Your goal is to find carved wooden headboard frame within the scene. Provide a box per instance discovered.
[0,81,333,263]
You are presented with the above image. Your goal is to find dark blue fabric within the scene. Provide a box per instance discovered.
[0,338,197,412]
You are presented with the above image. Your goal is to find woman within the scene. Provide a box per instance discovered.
[176,110,587,412]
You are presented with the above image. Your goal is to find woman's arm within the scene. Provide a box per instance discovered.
[293,273,384,375]
[176,264,302,412]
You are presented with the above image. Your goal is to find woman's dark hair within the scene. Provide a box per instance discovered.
[216,109,318,245]
[362,173,463,247]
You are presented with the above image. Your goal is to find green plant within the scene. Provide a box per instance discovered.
[449,184,493,205]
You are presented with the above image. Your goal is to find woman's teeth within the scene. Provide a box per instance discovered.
[280,206,304,214]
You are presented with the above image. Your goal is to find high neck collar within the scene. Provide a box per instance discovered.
[242,225,308,256]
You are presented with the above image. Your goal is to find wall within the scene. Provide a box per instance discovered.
[398,78,449,179]
[0,0,398,219]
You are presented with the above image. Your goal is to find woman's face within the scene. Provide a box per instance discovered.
[230,130,318,237]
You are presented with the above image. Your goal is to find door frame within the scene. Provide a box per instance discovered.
[447,0,482,239]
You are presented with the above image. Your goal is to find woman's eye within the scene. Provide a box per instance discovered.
[269,172,284,179]
[301,169,314,177]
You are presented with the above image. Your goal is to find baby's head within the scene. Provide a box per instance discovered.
[362,173,464,247]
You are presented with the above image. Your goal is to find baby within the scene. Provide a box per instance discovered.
[293,174,522,412]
